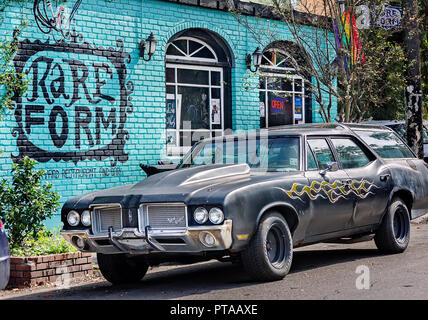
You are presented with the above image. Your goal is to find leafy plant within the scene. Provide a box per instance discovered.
[0,157,60,249]
[10,228,77,257]
[0,1,28,119]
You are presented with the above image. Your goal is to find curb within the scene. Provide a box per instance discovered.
[411,212,428,225]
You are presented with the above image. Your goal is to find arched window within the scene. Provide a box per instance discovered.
[166,37,218,62]
[259,47,306,128]
[165,30,233,156]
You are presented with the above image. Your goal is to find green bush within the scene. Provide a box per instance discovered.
[10,228,77,257]
[0,156,60,249]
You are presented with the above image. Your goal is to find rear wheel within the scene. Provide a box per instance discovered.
[241,211,293,281]
[97,253,148,285]
[374,197,410,253]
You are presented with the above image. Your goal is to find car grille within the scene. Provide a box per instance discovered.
[92,206,122,235]
[145,204,187,229]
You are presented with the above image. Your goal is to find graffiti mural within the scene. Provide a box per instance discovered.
[12,31,134,166]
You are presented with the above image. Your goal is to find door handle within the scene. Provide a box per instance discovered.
[380,174,390,182]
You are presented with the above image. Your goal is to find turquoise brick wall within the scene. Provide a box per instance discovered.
[0,0,337,228]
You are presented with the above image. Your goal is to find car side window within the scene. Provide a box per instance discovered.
[307,139,335,170]
[331,138,371,169]
[306,143,318,170]
[354,130,415,159]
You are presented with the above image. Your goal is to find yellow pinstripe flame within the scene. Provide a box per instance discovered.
[276,179,379,204]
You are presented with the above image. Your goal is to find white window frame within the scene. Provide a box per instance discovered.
[165,37,218,64]
[165,63,224,157]
[259,48,305,128]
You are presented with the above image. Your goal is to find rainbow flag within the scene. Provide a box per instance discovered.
[334,10,366,69]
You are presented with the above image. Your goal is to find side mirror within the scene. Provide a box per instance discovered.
[320,161,339,176]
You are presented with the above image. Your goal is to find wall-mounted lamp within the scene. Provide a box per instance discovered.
[245,47,263,72]
[139,32,157,61]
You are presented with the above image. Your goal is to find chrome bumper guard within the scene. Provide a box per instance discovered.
[61,220,233,254]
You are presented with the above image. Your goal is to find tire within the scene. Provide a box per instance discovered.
[97,253,148,285]
[241,211,293,282]
[374,197,410,254]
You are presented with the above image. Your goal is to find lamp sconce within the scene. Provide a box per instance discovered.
[246,47,263,72]
[139,32,157,61]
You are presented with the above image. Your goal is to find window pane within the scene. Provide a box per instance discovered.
[392,123,428,144]
[189,40,203,54]
[331,138,370,169]
[211,87,221,99]
[166,44,184,56]
[267,77,292,91]
[166,68,175,83]
[294,78,303,92]
[259,91,266,127]
[307,139,335,169]
[177,69,209,85]
[307,144,318,170]
[174,39,187,54]
[211,71,221,86]
[354,130,415,159]
[259,77,266,90]
[166,93,176,129]
[262,52,274,65]
[166,85,175,94]
[178,86,210,130]
[282,78,293,91]
[294,95,303,121]
[268,93,293,127]
[192,47,215,59]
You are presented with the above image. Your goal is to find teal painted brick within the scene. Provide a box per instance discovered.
[0,0,337,229]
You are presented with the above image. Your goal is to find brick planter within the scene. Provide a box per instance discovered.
[8,252,93,288]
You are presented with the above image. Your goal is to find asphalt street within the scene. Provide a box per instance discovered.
[2,223,428,300]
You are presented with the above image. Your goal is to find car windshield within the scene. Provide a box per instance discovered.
[179,136,301,172]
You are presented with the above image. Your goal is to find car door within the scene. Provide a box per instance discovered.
[305,138,355,236]
[330,136,392,228]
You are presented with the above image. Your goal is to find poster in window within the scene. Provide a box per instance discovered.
[166,130,177,146]
[166,94,176,129]
[210,99,221,125]
[294,96,303,120]
[259,101,265,117]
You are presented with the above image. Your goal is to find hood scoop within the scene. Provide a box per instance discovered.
[180,163,250,186]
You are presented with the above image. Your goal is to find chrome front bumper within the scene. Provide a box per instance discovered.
[61,219,233,254]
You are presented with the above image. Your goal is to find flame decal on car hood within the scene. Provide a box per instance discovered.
[276,179,379,203]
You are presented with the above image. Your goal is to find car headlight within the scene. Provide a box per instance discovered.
[194,207,208,224]
[81,210,91,227]
[67,210,80,227]
[209,207,224,224]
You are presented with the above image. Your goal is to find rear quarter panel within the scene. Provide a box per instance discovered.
[385,159,428,218]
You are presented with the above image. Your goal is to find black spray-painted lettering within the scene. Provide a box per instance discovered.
[12,31,134,166]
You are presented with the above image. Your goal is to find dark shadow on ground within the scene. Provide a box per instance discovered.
[5,247,383,300]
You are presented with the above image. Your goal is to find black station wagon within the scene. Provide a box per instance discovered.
[61,124,428,283]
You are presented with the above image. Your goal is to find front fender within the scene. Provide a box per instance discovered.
[256,201,300,233]
[223,180,308,252]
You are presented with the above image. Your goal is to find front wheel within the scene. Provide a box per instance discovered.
[241,211,293,281]
[97,253,149,285]
[374,197,410,253]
